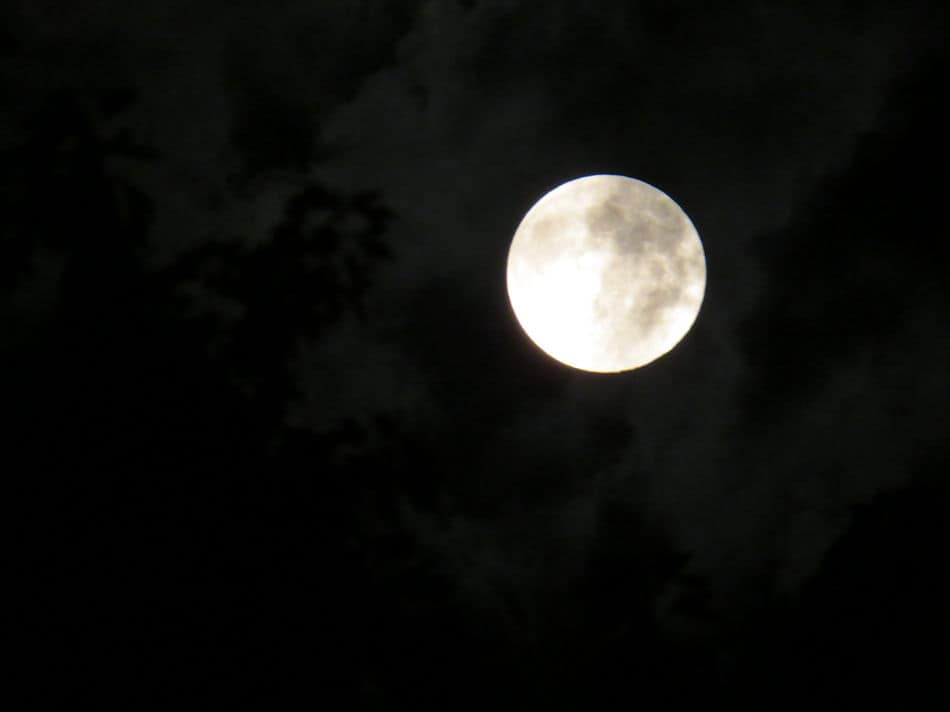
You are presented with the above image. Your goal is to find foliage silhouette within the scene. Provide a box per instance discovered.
[4,89,394,703]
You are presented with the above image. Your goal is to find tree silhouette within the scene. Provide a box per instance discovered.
[4,89,395,703]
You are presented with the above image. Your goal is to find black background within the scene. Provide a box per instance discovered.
[5,1,950,706]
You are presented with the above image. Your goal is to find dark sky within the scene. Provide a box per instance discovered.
[6,0,950,706]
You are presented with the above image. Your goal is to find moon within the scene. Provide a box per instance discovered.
[506,174,706,373]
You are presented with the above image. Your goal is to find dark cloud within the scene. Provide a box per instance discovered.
[7,0,950,704]
[306,0,947,596]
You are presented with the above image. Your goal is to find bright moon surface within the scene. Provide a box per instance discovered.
[506,174,706,373]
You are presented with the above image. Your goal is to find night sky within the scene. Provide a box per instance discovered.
[6,1,950,706]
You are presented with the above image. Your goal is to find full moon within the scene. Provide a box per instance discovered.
[506,174,706,373]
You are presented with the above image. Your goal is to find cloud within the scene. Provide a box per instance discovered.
[289,3,950,615]
[12,0,946,614]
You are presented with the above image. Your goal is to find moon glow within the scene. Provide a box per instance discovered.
[506,174,706,373]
